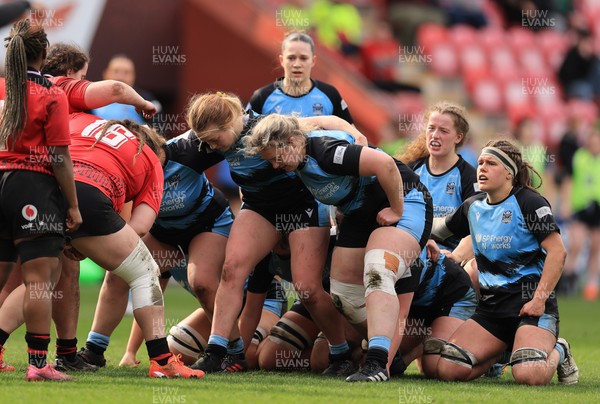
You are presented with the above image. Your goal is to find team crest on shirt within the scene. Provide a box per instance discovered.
[275,105,283,114]
[445,182,456,195]
[312,103,324,115]
[475,211,481,221]
[167,174,180,190]
[501,210,513,224]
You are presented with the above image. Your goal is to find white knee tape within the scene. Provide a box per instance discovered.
[110,239,163,310]
[330,279,367,324]
[363,249,404,298]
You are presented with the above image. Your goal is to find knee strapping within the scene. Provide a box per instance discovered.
[330,279,366,324]
[364,249,404,297]
[268,317,311,351]
[423,337,449,355]
[167,324,206,359]
[440,341,479,368]
[509,347,548,366]
[110,239,163,310]
[17,235,64,263]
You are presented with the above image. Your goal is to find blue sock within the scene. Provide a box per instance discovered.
[328,341,349,355]
[207,334,229,349]
[227,337,244,355]
[369,336,391,353]
[555,342,566,364]
[86,331,110,354]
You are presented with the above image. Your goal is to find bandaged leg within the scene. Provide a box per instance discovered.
[423,337,449,355]
[441,341,479,368]
[330,279,366,324]
[364,249,405,298]
[110,239,163,310]
[509,347,548,366]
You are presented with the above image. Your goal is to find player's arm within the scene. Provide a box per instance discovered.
[84,80,157,118]
[300,115,367,146]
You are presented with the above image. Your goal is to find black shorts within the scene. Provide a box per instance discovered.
[68,182,126,239]
[573,201,600,228]
[288,299,312,321]
[150,189,233,253]
[471,311,559,348]
[242,198,330,233]
[0,170,66,240]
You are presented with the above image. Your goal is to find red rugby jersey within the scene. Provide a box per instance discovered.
[0,69,70,175]
[68,113,163,214]
[48,76,91,113]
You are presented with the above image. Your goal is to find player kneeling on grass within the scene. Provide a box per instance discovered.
[429,139,578,385]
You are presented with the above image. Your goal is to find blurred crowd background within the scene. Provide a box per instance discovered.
[1,0,599,299]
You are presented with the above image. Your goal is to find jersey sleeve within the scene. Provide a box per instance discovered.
[132,149,164,214]
[516,189,560,243]
[459,159,480,200]
[444,194,481,238]
[44,89,71,146]
[246,88,267,114]
[308,136,363,176]
[53,77,92,113]
[317,81,353,124]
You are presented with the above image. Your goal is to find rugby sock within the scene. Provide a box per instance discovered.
[0,328,10,347]
[554,342,566,365]
[328,341,350,362]
[227,337,245,356]
[205,335,228,358]
[146,338,172,366]
[86,331,110,355]
[56,338,78,362]
[25,332,50,368]
[367,336,391,368]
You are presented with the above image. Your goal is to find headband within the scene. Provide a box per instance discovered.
[481,147,518,176]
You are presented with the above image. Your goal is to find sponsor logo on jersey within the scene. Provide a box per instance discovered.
[333,146,347,165]
[502,210,512,224]
[445,181,456,195]
[312,103,324,115]
[167,174,180,190]
[535,206,552,219]
[305,208,313,218]
[22,204,38,221]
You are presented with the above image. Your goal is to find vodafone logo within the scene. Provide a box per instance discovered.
[22,205,38,221]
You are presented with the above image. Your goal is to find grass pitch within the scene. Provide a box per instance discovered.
[1,284,598,403]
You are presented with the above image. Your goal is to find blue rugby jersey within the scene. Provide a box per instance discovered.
[300,131,425,214]
[247,78,353,123]
[191,112,315,211]
[153,132,217,230]
[411,156,479,250]
[443,187,560,316]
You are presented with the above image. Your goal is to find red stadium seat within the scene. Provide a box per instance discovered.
[508,26,536,51]
[479,27,505,50]
[518,47,551,76]
[449,25,478,49]
[430,42,459,76]
[472,76,503,113]
[460,43,488,76]
[538,29,571,70]
[567,99,598,124]
[417,23,448,55]
[489,46,519,78]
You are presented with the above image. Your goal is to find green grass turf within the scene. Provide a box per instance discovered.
[1,284,599,403]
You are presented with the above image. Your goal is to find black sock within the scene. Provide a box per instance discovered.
[56,338,78,362]
[85,341,107,355]
[0,328,10,347]
[26,332,50,368]
[329,350,351,362]
[205,343,227,359]
[146,338,171,366]
[366,347,388,368]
